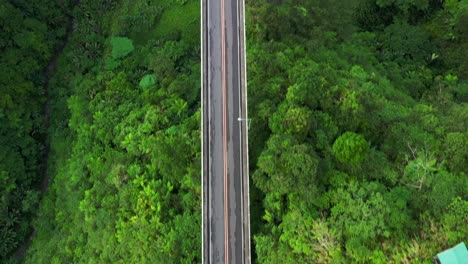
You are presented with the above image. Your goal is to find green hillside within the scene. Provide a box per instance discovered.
[0,0,466,263]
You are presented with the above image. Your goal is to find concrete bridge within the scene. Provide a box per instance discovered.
[201,0,250,262]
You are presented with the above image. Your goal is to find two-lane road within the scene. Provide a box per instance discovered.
[201,0,250,262]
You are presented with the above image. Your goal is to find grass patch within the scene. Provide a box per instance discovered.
[154,0,200,45]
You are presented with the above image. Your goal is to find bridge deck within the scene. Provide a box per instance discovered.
[201,0,250,262]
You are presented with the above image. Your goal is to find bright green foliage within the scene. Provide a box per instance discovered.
[247,0,468,263]
[333,132,370,165]
[279,212,344,262]
[139,74,157,89]
[19,0,201,263]
[443,197,468,244]
[110,37,134,59]
[328,181,414,262]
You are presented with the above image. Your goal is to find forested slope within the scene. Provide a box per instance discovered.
[0,0,466,263]
[247,0,468,263]
[22,0,201,263]
[0,0,72,261]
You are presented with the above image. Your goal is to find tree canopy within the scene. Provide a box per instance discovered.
[0,0,466,263]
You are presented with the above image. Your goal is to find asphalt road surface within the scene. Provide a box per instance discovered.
[201,0,250,262]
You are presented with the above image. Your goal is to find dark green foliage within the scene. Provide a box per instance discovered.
[379,20,434,63]
[0,0,71,260]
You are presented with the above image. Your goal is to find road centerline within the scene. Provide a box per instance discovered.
[221,0,229,262]
[202,0,250,262]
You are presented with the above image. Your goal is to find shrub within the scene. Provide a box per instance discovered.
[110,37,134,59]
[333,132,370,164]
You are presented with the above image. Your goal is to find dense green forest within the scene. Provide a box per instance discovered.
[0,0,72,259]
[0,0,466,263]
[247,0,468,262]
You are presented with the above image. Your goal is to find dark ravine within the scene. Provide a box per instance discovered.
[14,1,80,259]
